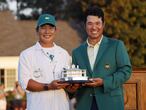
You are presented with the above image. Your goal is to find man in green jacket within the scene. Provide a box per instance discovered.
[70,5,132,110]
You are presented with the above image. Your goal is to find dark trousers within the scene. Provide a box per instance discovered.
[91,96,98,110]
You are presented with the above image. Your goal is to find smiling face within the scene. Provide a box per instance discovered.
[86,15,104,42]
[37,24,56,47]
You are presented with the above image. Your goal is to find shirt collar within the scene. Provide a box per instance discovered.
[87,35,103,48]
[35,42,56,50]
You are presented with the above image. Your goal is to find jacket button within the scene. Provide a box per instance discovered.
[90,94,92,96]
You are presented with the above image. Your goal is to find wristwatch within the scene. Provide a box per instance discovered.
[43,84,48,91]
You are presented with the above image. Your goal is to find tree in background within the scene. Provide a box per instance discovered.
[34,0,64,18]
[65,0,146,67]
[104,0,146,67]
[17,0,64,19]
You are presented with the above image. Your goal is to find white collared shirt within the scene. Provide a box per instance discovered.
[87,36,103,70]
[18,42,71,110]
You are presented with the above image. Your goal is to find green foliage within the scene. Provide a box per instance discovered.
[34,0,64,15]
[17,0,64,18]
[104,0,146,67]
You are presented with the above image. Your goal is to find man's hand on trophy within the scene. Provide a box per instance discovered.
[83,78,103,87]
[50,80,69,90]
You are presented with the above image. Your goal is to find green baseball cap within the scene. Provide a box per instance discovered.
[36,14,56,29]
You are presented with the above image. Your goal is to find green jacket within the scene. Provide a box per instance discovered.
[72,36,132,110]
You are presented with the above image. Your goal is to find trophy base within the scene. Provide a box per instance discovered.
[60,77,91,84]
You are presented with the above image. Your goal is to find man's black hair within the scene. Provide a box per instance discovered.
[84,5,104,23]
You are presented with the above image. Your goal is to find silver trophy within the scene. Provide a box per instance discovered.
[60,65,89,83]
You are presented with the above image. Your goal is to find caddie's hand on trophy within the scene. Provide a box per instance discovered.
[50,80,69,90]
[65,84,81,93]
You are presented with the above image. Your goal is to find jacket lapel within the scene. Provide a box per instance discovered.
[94,36,108,70]
[81,43,93,75]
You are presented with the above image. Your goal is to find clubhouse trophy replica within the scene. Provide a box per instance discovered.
[61,64,89,83]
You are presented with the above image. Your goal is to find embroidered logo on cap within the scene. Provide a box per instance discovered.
[45,17,49,19]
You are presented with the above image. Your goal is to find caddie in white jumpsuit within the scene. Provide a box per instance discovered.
[18,13,71,110]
